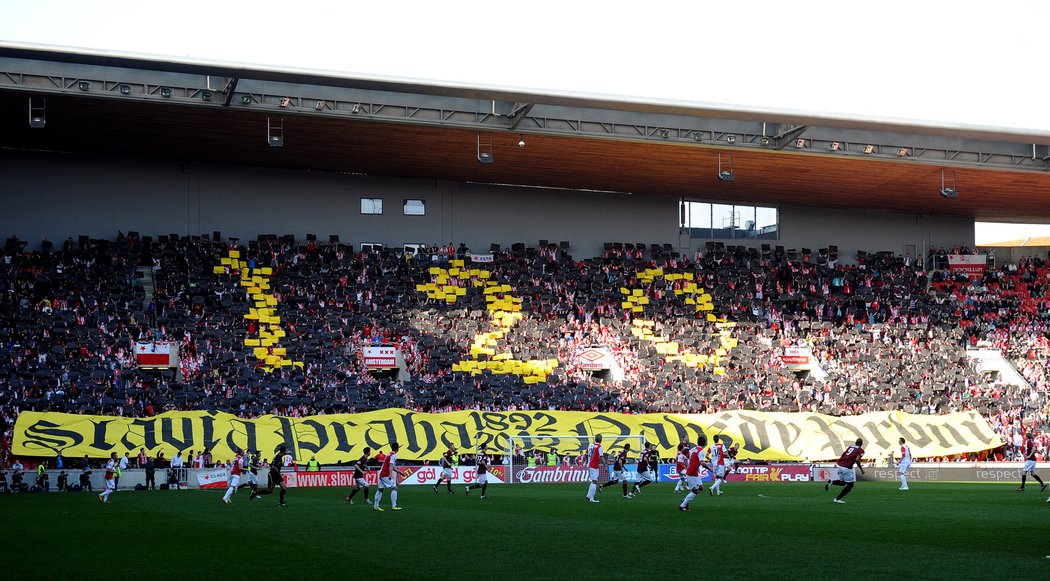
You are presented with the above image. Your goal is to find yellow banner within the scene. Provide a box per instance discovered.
[12,409,1002,464]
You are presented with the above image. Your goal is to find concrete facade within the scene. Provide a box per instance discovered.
[1,150,974,261]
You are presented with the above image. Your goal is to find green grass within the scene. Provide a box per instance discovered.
[2,482,1049,580]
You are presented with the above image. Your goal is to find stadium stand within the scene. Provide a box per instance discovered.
[1,233,1047,465]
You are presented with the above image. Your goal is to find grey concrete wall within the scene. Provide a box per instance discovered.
[977,246,1049,266]
[773,207,973,263]
[0,150,676,258]
[1,150,975,261]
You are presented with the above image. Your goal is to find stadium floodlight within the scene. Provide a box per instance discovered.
[658,129,669,138]
[267,117,284,148]
[940,169,957,198]
[77,80,90,91]
[315,100,326,111]
[477,133,494,164]
[692,131,703,142]
[829,141,842,151]
[717,152,735,182]
[201,90,213,102]
[240,95,252,105]
[795,138,807,149]
[759,136,771,146]
[160,87,172,98]
[118,84,131,95]
[351,103,360,114]
[724,134,736,143]
[280,97,292,107]
[28,97,45,129]
[897,147,910,157]
[864,144,876,154]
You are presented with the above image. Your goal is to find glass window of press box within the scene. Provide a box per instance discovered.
[680,201,779,240]
[403,199,426,216]
[361,198,383,215]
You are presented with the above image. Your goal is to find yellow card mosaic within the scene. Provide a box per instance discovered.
[215,250,302,372]
[622,268,736,375]
[416,261,557,383]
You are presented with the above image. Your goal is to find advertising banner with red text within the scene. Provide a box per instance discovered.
[948,254,987,277]
[512,465,591,484]
[729,464,811,482]
[285,466,506,487]
[781,347,811,369]
[402,465,506,485]
[285,469,379,488]
[363,346,398,368]
[575,347,613,371]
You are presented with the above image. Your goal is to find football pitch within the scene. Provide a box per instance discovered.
[3,482,1048,580]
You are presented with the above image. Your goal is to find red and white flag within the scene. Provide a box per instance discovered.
[196,468,229,490]
[136,342,171,366]
[948,254,987,277]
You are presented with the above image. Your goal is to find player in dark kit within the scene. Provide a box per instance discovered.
[825,438,865,503]
[465,443,491,499]
[630,443,656,496]
[239,450,261,497]
[600,443,633,498]
[346,447,371,504]
[251,445,289,507]
[433,446,456,494]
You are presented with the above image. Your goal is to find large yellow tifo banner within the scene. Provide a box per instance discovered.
[13,409,1002,464]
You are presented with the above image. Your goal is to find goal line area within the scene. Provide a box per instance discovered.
[502,434,647,484]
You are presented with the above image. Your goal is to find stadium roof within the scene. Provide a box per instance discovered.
[2,43,1050,224]
[979,235,1050,248]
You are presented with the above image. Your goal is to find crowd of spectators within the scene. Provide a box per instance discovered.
[1,233,1047,465]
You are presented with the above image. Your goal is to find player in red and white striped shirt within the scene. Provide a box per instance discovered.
[706,436,728,496]
[221,449,245,504]
[896,438,912,491]
[585,435,603,503]
[673,443,688,493]
[97,452,117,504]
[679,446,707,512]
[373,442,408,512]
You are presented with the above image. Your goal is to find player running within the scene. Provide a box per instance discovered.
[600,443,633,498]
[726,443,740,475]
[466,443,492,499]
[707,436,728,496]
[251,445,289,507]
[630,443,656,496]
[346,446,372,504]
[896,438,912,491]
[825,438,865,503]
[98,452,117,504]
[433,446,456,494]
[374,442,408,511]
[584,435,604,503]
[221,448,246,504]
[679,444,707,512]
[673,443,688,493]
[1017,434,1048,492]
[237,450,261,497]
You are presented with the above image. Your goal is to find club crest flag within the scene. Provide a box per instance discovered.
[195,468,229,489]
